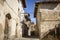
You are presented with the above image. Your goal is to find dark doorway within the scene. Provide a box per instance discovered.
[22,21,29,37]
[56,23,60,38]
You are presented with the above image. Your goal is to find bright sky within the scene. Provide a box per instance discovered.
[24,0,37,24]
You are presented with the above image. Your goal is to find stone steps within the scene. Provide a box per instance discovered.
[14,38,39,40]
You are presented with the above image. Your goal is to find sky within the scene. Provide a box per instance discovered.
[24,0,37,24]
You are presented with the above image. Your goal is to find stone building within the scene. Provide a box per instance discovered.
[29,22,36,36]
[0,0,26,40]
[22,13,31,37]
[34,0,60,39]
[22,13,38,37]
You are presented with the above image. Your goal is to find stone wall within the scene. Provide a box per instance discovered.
[37,10,60,38]
[36,3,60,39]
[54,3,60,10]
[40,9,60,20]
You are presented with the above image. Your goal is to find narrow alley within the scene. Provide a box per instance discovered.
[0,0,60,40]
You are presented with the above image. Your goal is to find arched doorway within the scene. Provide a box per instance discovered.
[4,13,11,40]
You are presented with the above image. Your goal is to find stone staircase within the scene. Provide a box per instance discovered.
[42,35,58,40]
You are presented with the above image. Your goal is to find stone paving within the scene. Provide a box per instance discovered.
[14,38,39,40]
[4,35,59,40]
[42,35,58,40]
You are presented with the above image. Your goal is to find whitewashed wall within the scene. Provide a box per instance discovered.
[0,0,5,40]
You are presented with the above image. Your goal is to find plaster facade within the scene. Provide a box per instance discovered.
[0,0,26,40]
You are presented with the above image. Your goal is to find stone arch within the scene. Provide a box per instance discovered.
[6,13,11,20]
[4,13,12,40]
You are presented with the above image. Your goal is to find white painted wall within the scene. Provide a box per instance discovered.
[0,0,5,40]
[6,0,18,15]
[8,18,16,38]
[4,0,25,39]
[0,0,25,39]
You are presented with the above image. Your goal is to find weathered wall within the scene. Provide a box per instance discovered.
[54,3,60,10]
[17,0,25,38]
[4,1,17,39]
[4,0,25,39]
[0,0,5,40]
[37,10,60,38]
[0,0,25,40]
[36,3,60,39]
[6,0,19,15]
[40,9,60,20]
